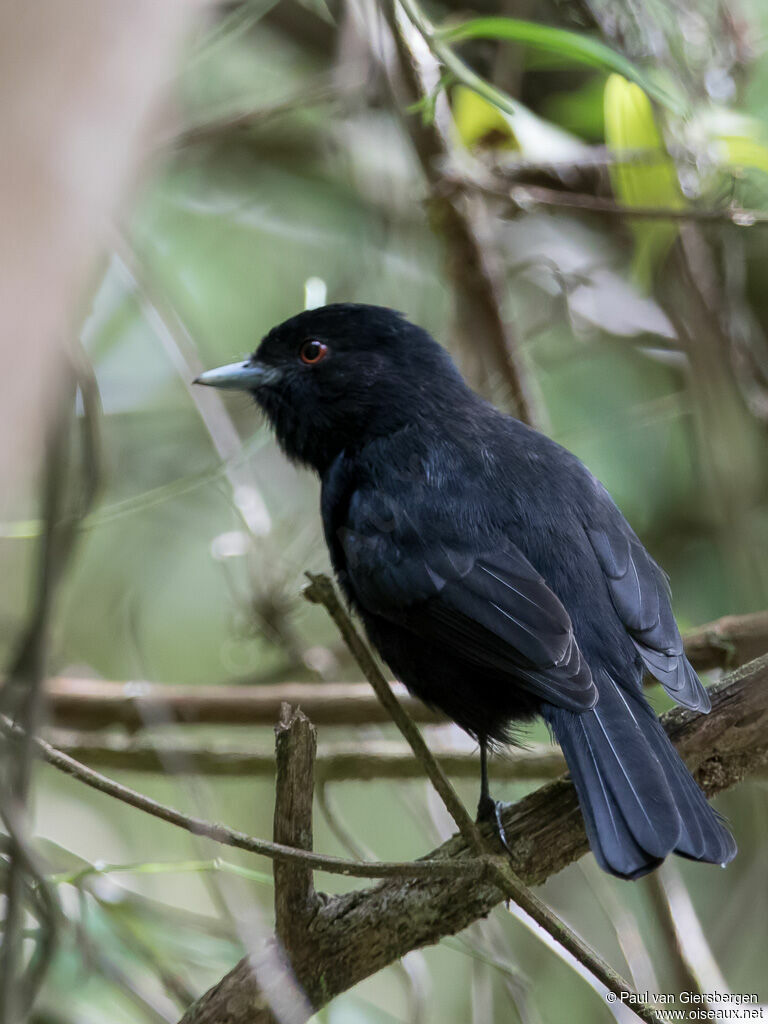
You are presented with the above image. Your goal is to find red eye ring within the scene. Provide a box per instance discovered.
[300,339,329,365]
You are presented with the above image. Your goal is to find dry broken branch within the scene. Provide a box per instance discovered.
[272,705,321,953]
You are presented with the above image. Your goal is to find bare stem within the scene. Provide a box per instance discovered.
[382,0,539,422]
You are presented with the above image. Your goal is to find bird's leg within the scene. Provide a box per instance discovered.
[476,738,512,855]
[477,738,494,820]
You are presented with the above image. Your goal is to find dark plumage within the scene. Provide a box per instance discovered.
[196,303,736,879]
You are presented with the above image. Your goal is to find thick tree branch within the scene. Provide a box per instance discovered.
[39,609,768,731]
[178,654,768,1024]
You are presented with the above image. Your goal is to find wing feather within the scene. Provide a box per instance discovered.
[343,506,597,712]
[587,526,709,711]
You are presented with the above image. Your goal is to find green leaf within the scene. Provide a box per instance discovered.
[604,74,685,289]
[436,17,685,115]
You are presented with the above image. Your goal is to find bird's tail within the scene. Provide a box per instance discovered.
[545,674,737,879]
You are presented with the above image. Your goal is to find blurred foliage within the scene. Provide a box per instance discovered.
[2,0,768,1021]
[438,15,686,111]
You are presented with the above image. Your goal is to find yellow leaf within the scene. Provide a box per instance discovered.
[719,136,768,177]
[604,74,685,290]
[453,85,518,151]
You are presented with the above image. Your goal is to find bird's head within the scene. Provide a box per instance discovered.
[195,303,468,472]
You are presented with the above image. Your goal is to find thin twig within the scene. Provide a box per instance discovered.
[652,863,730,995]
[112,241,272,539]
[75,918,177,1024]
[0,715,483,883]
[100,907,198,1011]
[317,783,376,864]
[500,183,768,225]
[0,359,101,1021]
[644,871,705,997]
[579,859,659,994]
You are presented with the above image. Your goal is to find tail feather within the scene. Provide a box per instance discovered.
[590,684,682,859]
[643,712,736,865]
[563,713,657,878]
[546,673,736,879]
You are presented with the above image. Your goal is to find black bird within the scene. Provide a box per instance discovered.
[196,303,736,879]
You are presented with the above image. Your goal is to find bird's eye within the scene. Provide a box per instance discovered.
[299,339,329,365]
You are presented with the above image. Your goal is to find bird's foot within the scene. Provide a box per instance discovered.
[476,795,513,856]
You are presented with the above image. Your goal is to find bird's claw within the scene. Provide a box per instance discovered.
[476,796,513,856]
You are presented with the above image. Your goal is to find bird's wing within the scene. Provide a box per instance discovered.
[586,524,710,711]
[341,510,597,713]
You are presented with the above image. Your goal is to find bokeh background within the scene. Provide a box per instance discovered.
[1,0,768,1021]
